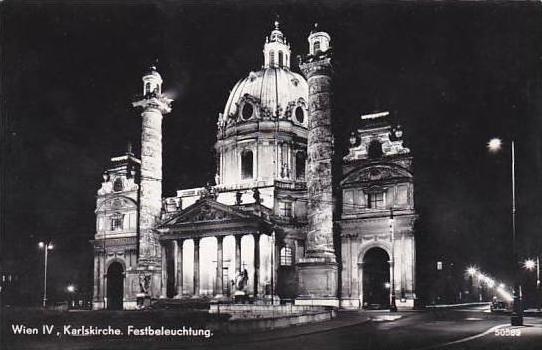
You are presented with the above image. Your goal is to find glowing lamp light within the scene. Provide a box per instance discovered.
[38,242,45,248]
[67,285,75,293]
[487,138,502,152]
[467,267,477,276]
[524,259,536,270]
[499,283,505,289]
[384,282,391,289]
[486,279,495,288]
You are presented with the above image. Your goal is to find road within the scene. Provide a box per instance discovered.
[3,305,542,350]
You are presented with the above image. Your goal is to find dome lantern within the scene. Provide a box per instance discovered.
[308,23,331,56]
[142,65,163,96]
[263,20,291,69]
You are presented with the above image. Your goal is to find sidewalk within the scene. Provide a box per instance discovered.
[524,309,542,317]
[215,310,372,344]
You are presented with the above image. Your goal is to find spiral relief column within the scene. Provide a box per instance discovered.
[132,66,173,298]
[295,25,339,306]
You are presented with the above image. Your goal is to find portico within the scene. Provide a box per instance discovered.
[157,198,280,300]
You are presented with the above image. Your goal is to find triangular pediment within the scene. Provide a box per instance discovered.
[341,163,412,186]
[158,198,255,227]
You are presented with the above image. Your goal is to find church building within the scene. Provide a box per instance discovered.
[91,21,417,310]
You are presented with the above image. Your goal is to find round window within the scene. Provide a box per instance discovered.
[294,106,305,123]
[241,103,254,120]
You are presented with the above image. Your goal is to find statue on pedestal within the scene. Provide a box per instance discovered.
[232,269,249,303]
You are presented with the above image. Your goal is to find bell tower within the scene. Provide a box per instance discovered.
[132,66,173,296]
[296,24,339,307]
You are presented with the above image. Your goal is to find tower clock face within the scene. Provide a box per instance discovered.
[295,106,305,123]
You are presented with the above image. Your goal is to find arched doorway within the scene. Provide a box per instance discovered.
[361,247,390,309]
[107,262,124,310]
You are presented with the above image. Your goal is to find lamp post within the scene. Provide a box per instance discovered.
[523,257,541,311]
[67,284,76,308]
[467,267,477,302]
[488,138,523,326]
[38,241,54,308]
[389,208,397,312]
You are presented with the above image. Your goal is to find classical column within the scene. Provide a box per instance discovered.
[193,238,200,297]
[273,237,279,297]
[253,233,260,298]
[216,236,224,297]
[160,242,167,298]
[93,255,99,301]
[174,239,183,298]
[296,27,338,305]
[100,253,106,307]
[235,235,242,274]
[132,67,173,267]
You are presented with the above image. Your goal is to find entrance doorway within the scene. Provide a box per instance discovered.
[107,262,124,310]
[362,247,390,309]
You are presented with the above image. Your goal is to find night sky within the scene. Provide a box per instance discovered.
[2,0,542,303]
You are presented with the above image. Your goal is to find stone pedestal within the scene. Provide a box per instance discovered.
[295,259,339,307]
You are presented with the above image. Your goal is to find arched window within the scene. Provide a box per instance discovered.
[280,246,293,266]
[313,41,321,54]
[368,140,383,159]
[278,51,284,67]
[113,178,123,192]
[145,82,151,95]
[270,51,275,67]
[241,150,254,179]
[110,213,124,231]
[294,106,305,123]
[295,152,306,180]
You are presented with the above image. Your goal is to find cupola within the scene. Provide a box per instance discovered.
[263,21,291,69]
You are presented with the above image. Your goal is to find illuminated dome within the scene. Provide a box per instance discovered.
[223,68,308,123]
[219,21,308,128]
[215,21,309,187]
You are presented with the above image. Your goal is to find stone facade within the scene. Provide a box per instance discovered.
[92,153,141,310]
[339,114,416,309]
[91,22,418,311]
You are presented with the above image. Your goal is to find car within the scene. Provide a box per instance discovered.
[490,300,509,313]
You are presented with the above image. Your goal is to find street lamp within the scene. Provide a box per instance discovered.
[466,267,477,302]
[38,241,54,308]
[67,284,76,308]
[487,137,523,326]
[389,208,397,312]
[523,257,541,311]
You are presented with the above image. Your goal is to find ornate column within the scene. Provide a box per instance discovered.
[100,253,106,307]
[132,68,173,267]
[175,239,183,298]
[193,238,200,297]
[274,237,280,298]
[215,236,224,298]
[93,255,99,302]
[253,233,260,298]
[160,242,167,298]
[235,235,242,274]
[296,27,338,306]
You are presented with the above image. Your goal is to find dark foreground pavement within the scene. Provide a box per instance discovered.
[2,306,541,350]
